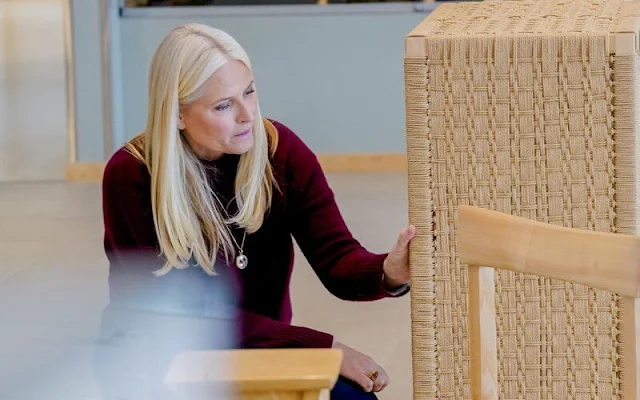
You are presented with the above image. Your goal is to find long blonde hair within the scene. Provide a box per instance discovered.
[125,23,277,276]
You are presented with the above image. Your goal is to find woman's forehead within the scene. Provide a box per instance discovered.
[200,60,253,101]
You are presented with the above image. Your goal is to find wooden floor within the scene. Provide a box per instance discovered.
[0,172,412,400]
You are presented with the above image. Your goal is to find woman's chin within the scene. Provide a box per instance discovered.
[227,138,254,155]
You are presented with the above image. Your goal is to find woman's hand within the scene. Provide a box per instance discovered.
[382,225,416,288]
[332,341,389,392]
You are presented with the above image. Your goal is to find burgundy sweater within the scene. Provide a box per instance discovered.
[101,119,407,350]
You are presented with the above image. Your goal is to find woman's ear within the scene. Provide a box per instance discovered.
[177,115,186,130]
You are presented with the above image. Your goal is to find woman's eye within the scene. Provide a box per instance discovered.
[215,102,231,111]
[245,88,255,96]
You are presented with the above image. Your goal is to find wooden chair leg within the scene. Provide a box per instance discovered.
[468,265,499,399]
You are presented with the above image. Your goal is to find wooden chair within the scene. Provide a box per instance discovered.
[457,205,640,400]
[163,348,342,400]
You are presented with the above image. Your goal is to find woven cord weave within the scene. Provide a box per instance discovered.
[612,52,640,396]
[405,56,439,398]
[406,31,624,398]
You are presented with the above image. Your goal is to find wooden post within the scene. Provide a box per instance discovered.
[468,265,499,399]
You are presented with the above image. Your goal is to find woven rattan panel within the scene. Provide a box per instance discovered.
[405,0,640,398]
[414,0,621,36]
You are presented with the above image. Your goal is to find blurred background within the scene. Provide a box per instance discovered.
[0,0,447,398]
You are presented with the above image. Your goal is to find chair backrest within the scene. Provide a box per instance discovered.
[163,348,342,400]
[457,205,640,399]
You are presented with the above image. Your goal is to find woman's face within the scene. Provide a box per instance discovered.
[178,59,257,160]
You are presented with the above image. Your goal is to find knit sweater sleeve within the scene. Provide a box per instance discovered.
[102,149,334,349]
[274,121,400,301]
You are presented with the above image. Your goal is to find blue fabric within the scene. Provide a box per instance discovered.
[330,376,379,400]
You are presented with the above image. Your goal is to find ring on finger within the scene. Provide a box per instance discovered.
[367,370,379,381]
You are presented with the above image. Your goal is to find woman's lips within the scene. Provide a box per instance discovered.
[235,128,251,137]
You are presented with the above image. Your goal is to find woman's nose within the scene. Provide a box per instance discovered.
[236,100,254,124]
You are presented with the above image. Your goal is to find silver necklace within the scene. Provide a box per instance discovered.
[230,229,248,269]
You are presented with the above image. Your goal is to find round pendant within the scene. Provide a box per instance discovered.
[236,254,248,269]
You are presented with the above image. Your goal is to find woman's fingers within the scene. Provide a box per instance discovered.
[356,372,375,392]
[332,341,390,393]
[372,367,389,392]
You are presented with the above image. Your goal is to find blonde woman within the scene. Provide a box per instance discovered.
[94,23,414,400]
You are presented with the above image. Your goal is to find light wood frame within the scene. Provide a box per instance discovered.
[164,348,343,400]
[457,205,640,399]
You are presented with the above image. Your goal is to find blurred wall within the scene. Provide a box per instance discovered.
[0,0,68,181]
[70,2,431,165]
